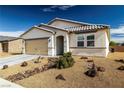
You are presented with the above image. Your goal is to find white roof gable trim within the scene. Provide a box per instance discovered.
[39,23,69,33]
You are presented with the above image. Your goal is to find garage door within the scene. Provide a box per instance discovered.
[25,38,48,55]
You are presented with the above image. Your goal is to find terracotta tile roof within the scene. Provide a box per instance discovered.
[64,25,108,33]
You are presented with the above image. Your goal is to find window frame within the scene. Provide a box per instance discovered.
[77,34,85,47]
[86,34,95,47]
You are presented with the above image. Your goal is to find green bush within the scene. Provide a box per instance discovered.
[109,41,117,46]
[56,52,75,69]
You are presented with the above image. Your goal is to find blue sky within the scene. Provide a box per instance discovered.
[0,5,124,42]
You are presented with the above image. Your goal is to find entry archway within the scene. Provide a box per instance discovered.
[56,36,64,55]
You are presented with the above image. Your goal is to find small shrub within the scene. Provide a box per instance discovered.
[2,65,8,69]
[56,52,75,69]
[63,52,72,57]
[21,61,28,67]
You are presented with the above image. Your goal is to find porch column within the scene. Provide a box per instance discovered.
[22,39,26,54]
[66,33,70,52]
[51,35,55,56]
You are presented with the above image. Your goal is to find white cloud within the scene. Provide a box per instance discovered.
[0,31,25,37]
[111,26,124,34]
[110,26,124,43]
[42,5,75,12]
[58,5,75,10]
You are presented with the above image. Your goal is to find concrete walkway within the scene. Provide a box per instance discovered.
[0,78,23,88]
[0,54,40,68]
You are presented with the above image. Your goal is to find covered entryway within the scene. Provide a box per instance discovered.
[25,38,48,55]
[56,36,64,55]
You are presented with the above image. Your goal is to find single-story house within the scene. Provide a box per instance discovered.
[0,36,17,52]
[9,18,110,57]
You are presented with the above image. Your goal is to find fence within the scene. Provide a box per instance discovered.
[110,46,124,52]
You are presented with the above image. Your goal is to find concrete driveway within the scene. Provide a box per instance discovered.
[0,54,40,68]
[0,78,23,88]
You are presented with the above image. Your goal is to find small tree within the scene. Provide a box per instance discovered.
[109,41,117,46]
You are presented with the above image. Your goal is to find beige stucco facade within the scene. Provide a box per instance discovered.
[49,20,82,29]
[69,29,109,57]
[17,18,110,57]
[0,43,2,52]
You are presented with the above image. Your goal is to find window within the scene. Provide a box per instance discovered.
[77,35,84,47]
[87,35,95,47]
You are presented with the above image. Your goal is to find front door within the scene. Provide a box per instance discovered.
[56,36,64,55]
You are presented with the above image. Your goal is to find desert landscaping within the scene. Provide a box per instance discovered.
[0,52,124,88]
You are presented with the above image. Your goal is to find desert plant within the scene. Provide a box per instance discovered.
[56,52,75,69]
[34,56,41,63]
[109,41,117,46]
[63,52,72,57]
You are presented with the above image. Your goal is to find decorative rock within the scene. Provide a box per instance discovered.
[34,61,40,63]
[117,65,124,70]
[80,56,88,59]
[97,67,105,72]
[87,60,94,62]
[56,74,66,81]
[85,68,97,77]
[33,67,41,73]
[6,62,53,82]
[48,57,59,63]
[24,70,32,78]
[2,65,8,69]
[115,59,124,63]
[21,62,28,67]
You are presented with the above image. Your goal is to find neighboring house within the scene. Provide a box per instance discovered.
[8,38,24,54]
[9,18,110,57]
[0,36,17,52]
